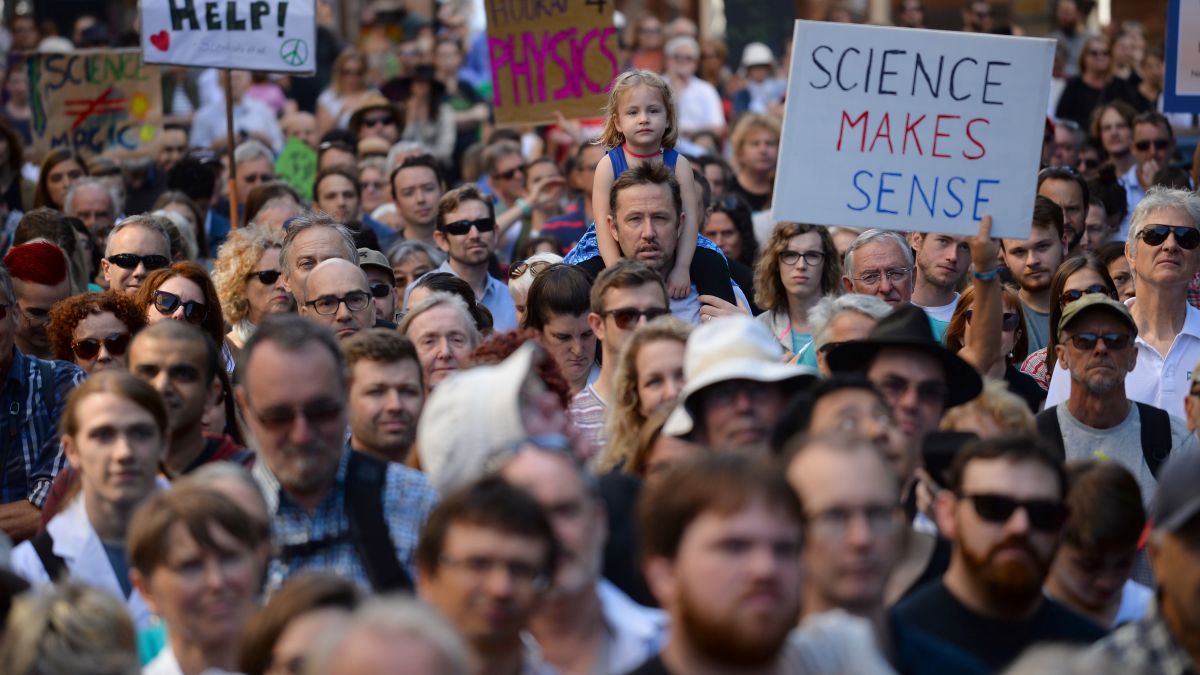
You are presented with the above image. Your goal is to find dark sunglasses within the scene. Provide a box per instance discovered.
[493,167,523,180]
[510,260,553,279]
[369,282,393,299]
[1079,157,1100,170]
[1060,285,1114,306]
[1134,139,1171,152]
[153,290,208,324]
[107,253,171,271]
[246,269,282,285]
[963,310,1020,332]
[72,332,131,361]
[1068,332,1133,351]
[964,493,1067,531]
[601,307,670,329]
[250,399,344,432]
[1139,224,1200,249]
[440,218,495,236]
[362,115,395,127]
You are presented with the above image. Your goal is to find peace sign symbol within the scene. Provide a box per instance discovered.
[280,39,309,67]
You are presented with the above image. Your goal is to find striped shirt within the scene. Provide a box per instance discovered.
[569,384,607,461]
[0,350,86,506]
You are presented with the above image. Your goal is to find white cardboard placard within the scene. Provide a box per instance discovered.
[140,0,317,74]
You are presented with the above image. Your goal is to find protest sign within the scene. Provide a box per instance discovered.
[1164,0,1200,113]
[140,0,317,74]
[27,49,162,159]
[486,0,620,126]
[772,22,1054,240]
[275,136,317,201]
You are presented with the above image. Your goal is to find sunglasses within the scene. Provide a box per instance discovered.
[72,332,131,361]
[493,167,523,180]
[246,269,282,285]
[249,399,344,432]
[963,310,1020,331]
[362,115,395,127]
[1068,332,1133,351]
[1134,139,1171,152]
[875,375,946,406]
[369,282,393,299]
[964,493,1067,531]
[1060,285,1113,306]
[107,253,171,271]
[509,260,553,279]
[1139,224,1200,249]
[600,307,670,329]
[440,218,495,236]
[153,290,208,324]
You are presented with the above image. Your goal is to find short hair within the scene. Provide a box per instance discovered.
[842,229,912,280]
[664,35,700,57]
[1152,166,1192,191]
[389,154,445,200]
[939,379,1036,435]
[1132,110,1174,142]
[399,291,481,348]
[211,224,284,325]
[406,273,490,331]
[639,453,804,562]
[1037,167,1090,219]
[342,329,422,389]
[152,209,199,261]
[386,239,445,270]
[243,181,303,224]
[385,140,435,174]
[436,184,496,231]
[522,263,593,331]
[781,430,899,492]
[755,222,841,311]
[508,251,563,301]
[807,293,891,353]
[589,260,666,315]
[946,434,1067,499]
[303,597,472,675]
[1093,240,1127,268]
[63,176,120,218]
[313,166,361,207]
[127,483,268,577]
[481,140,522,177]
[47,291,147,363]
[1061,460,1145,556]
[0,582,138,675]
[416,476,560,577]
[1051,117,1084,148]
[105,214,173,258]
[1029,195,1066,239]
[13,208,76,258]
[134,320,222,385]
[279,212,357,276]
[237,313,346,389]
[239,573,361,675]
[729,114,781,173]
[60,370,168,440]
[609,162,682,221]
[133,261,226,350]
[1127,186,1200,249]
[4,241,67,286]
[771,375,888,452]
[234,139,275,167]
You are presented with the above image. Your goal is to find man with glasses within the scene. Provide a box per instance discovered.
[432,184,518,331]
[1036,295,1192,502]
[480,140,528,258]
[233,141,276,213]
[237,314,437,593]
[4,242,71,359]
[842,230,916,310]
[1046,188,1200,421]
[892,435,1106,673]
[358,248,399,325]
[348,96,401,145]
[416,477,559,675]
[1001,197,1067,353]
[909,231,971,326]
[390,154,446,246]
[960,0,992,33]
[100,215,173,295]
[1120,112,1179,234]
[572,261,670,448]
[299,258,377,342]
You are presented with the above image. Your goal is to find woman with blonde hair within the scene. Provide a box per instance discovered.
[0,582,139,675]
[596,317,691,472]
[211,224,290,349]
[317,48,377,133]
[754,222,841,365]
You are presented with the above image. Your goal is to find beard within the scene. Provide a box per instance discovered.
[1070,365,1123,395]
[676,580,797,668]
[960,534,1052,610]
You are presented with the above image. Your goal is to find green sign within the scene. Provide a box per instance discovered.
[275,136,316,202]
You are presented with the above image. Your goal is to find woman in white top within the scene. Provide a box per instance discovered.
[10,371,168,630]
[317,49,377,134]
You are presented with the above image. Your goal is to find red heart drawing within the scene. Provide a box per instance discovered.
[150,31,170,52]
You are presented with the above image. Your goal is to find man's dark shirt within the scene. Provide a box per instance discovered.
[626,654,671,675]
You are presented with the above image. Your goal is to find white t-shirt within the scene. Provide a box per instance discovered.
[915,294,960,324]
[673,76,725,135]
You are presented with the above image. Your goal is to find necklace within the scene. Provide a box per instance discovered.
[623,144,662,159]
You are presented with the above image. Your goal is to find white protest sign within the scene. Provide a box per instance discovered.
[772,22,1054,240]
[140,0,316,74]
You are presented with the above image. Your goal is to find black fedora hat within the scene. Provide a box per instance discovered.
[825,304,983,408]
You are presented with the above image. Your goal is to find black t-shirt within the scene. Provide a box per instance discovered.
[730,177,771,212]
[891,580,1107,672]
[1004,365,1045,413]
[625,654,671,675]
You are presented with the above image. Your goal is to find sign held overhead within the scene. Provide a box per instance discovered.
[140,0,316,73]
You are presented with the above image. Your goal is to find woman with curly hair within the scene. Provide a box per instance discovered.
[753,222,841,366]
[211,225,290,350]
[47,291,146,375]
[595,317,691,473]
[133,261,232,369]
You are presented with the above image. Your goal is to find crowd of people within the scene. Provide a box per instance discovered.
[0,1,1196,674]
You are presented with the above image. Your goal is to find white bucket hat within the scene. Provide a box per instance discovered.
[740,42,777,69]
[663,314,818,437]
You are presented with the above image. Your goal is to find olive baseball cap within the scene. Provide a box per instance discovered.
[1057,294,1137,338]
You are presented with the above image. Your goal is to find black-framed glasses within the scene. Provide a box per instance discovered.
[1060,285,1114,306]
[1139,224,1200,250]
[780,250,825,267]
[247,398,344,432]
[306,290,372,315]
[493,166,524,180]
[107,253,170,271]
[440,218,495,236]
[963,310,1020,332]
[963,493,1067,531]
[153,290,208,324]
[72,332,131,361]
[510,260,553,279]
[1067,332,1133,351]
[1134,139,1171,152]
[246,269,282,285]
[601,306,669,330]
[369,282,393,299]
[437,554,549,591]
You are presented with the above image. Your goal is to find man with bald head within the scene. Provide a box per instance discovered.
[300,258,377,341]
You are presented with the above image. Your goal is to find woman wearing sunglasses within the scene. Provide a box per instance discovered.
[752,222,841,366]
[212,225,290,351]
[1019,255,1119,391]
[134,262,232,370]
[944,284,1041,412]
[48,290,147,375]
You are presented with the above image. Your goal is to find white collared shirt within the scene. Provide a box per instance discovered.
[598,579,669,674]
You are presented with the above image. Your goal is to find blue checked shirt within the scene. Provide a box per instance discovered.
[253,446,439,594]
[0,350,86,506]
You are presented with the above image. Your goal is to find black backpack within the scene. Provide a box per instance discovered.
[1036,403,1172,478]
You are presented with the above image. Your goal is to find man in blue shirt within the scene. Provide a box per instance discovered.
[431,185,519,332]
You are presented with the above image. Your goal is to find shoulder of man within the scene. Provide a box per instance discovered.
[1036,597,1109,642]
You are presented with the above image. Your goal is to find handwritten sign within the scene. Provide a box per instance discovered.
[27,50,162,159]
[275,136,317,202]
[1164,0,1200,113]
[140,0,316,73]
[486,0,619,127]
[772,22,1054,239]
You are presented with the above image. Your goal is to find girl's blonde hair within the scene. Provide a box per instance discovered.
[599,70,679,150]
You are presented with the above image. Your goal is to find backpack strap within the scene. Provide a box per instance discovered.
[30,531,67,582]
[36,360,54,415]
[344,452,413,593]
[1135,402,1172,479]
[1034,406,1067,462]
